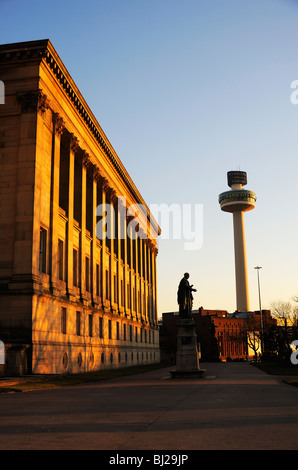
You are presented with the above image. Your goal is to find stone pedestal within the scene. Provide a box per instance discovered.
[170,318,206,378]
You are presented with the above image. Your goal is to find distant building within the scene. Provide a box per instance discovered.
[0,39,161,376]
[159,307,275,363]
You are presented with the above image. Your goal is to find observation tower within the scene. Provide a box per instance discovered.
[219,171,256,312]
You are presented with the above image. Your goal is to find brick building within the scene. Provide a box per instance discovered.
[0,39,160,376]
[159,307,275,363]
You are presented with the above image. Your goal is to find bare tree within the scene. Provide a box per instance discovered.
[243,314,262,361]
[291,296,298,327]
[247,330,261,361]
[270,300,296,327]
[270,300,297,360]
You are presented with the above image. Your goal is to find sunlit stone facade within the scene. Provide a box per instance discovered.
[0,40,161,375]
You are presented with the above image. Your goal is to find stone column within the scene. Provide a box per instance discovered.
[118,197,127,314]
[127,217,133,317]
[152,248,158,325]
[143,238,148,323]
[107,187,116,313]
[91,165,98,307]
[139,235,143,321]
[115,197,122,313]
[97,176,109,311]
[147,241,152,323]
[49,112,64,295]
[134,237,138,319]
[79,150,88,304]
[66,134,78,301]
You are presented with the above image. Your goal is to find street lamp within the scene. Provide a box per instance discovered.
[254,266,264,356]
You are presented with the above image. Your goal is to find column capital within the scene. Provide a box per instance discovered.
[88,163,100,181]
[145,238,153,249]
[146,239,158,255]
[61,129,79,152]
[96,174,110,192]
[17,89,50,113]
[52,112,65,136]
[82,150,90,168]
[74,148,90,168]
[107,186,117,204]
[70,134,80,153]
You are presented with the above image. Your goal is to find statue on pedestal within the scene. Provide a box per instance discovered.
[170,272,206,378]
[177,273,197,318]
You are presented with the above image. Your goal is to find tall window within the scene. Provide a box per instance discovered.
[99,317,104,338]
[96,263,100,296]
[121,279,124,307]
[85,256,90,292]
[106,270,109,300]
[114,274,117,303]
[73,249,78,287]
[39,227,47,273]
[133,287,136,311]
[61,307,67,334]
[127,284,130,309]
[58,239,64,281]
[88,314,93,337]
[108,319,112,339]
[76,311,81,336]
[86,174,93,233]
[59,140,69,213]
[74,156,82,224]
[116,322,120,340]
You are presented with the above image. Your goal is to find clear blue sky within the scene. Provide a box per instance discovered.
[1,0,298,316]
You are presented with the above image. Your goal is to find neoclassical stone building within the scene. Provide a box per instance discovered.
[0,39,161,375]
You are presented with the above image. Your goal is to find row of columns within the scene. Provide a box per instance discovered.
[49,111,158,325]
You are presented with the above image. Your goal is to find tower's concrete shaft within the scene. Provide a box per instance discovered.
[233,210,249,311]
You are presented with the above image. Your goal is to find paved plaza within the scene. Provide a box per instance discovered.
[0,362,298,451]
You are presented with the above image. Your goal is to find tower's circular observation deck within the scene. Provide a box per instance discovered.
[219,189,256,213]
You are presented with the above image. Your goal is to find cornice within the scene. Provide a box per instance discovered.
[0,39,49,64]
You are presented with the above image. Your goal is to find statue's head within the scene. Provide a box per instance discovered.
[184,272,189,279]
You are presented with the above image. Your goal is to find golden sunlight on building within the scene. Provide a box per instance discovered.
[0,39,161,375]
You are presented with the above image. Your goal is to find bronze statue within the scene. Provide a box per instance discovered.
[177,273,197,318]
